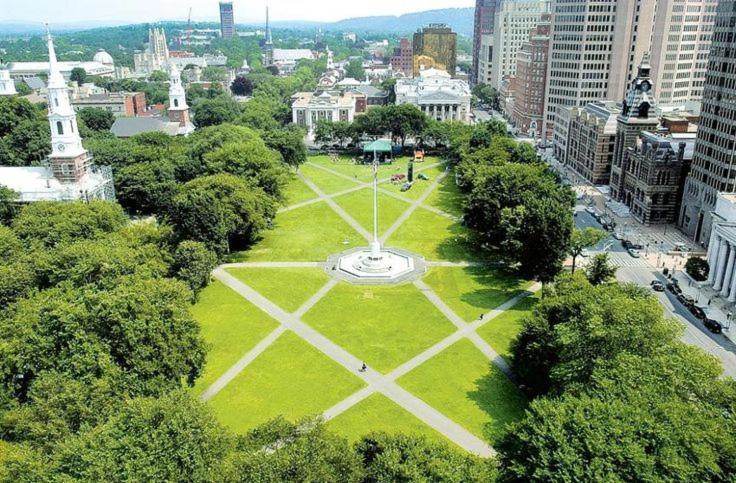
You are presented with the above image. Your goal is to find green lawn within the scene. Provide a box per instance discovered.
[191,280,279,393]
[302,283,456,373]
[283,175,318,206]
[308,155,413,183]
[208,331,365,434]
[397,339,527,444]
[386,208,480,262]
[333,187,411,235]
[225,268,331,313]
[478,291,540,359]
[424,169,465,217]
[423,266,532,322]
[328,393,449,445]
[228,201,365,262]
[299,163,361,195]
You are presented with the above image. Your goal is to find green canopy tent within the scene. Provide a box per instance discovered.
[362,139,393,164]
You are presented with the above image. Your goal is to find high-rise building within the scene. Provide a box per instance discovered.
[679,0,736,243]
[412,24,457,77]
[490,0,549,89]
[543,0,656,157]
[390,38,413,77]
[472,0,501,84]
[219,1,236,39]
[649,0,717,107]
[610,55,661,202]
[508,14,550,138]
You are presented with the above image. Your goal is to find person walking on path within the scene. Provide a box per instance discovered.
[359,362,367,373]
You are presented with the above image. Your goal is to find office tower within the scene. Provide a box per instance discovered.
[390,38,413,76]
[472,0,501,84]
[413,24,457,77]
[219,1,236,39]
[543,0,656,158]
[508,14,550,138]
[679,0,736,243]
[490,0,549,89]
[649,0,717,106]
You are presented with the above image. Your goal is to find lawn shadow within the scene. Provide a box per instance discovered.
[467,365,528,444]
[431,176,465,218]
[458,265,529,312]
[435,224,489,262]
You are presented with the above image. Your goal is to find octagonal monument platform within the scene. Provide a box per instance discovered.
[326,245,427,285]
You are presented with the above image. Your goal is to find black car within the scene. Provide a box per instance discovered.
[650,281,665,292]
[622,240,633,249]
[676,292,695,308]
[666,281,681,294]
[690,305,707,320]
[704,319,723,334]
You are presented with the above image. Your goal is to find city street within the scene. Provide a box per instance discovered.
[575,208,736,379]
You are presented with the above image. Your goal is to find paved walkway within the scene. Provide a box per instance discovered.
[212,267,495,457]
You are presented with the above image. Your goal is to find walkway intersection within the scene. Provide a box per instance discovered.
[199,158,539,457]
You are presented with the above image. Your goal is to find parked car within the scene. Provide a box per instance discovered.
[676,293,696,308]
[628,248,641,258]
[704,318,723,334]
[622,240,633,249]
[673,243,691,253]
[613,232,624,240]
[690,305,707,320]
[650,280,665,292]
[400,182,412,192]
[667,281,681,294]
[585,206,597,215]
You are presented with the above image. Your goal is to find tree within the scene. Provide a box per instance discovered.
[77,107,115,132]
[192,96,242,128]
[0,185,19,225]
[569,228,606,273]
[51,391,231,481]
[148,70,168,82]
[262,125,308,170]
[70,67,87,84]
[685,256,709,282]
[172,240,218,300]
[586,252,618,285]
[345,58,366,81]
[230,75,254,96]
[202,66,228,82]
[384,104,427,148]
[472,83,500,111]
[115,160,179,215]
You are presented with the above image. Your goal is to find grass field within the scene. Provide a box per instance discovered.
[425,170,465,217]
[478,291,540,359]
[208,331,365,434]
[308,155,414,183]
[423,266,532,322]
[397,339,527,444]
[191,280,279,393]
[298,163,361,195]
[333,187,411,235]
[302,282,456,373]
[328,393,449,445]
[283,175,318,206]
[225,267,331,313]
[228,201,365,262]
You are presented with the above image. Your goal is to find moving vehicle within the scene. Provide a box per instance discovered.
[703,319,723,334]
[673,243,691,253]
[628,248,641,258]
[650,280,665,292]
[613,232,624,240]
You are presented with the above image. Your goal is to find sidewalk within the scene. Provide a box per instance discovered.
[673,271,736,339]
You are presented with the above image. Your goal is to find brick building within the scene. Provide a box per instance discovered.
[390,38,413,77]
[72,91,146,117]
[565,101,621,186]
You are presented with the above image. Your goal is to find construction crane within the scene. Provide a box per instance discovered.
[186,7,193,47]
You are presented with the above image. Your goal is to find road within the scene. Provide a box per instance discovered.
[575,207,736,378]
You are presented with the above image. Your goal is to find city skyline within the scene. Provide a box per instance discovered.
[0,0,475,25]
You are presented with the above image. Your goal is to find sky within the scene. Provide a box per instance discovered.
[0,0,474,24]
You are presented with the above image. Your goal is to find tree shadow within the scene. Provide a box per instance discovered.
[466,365,528,443]
[458,265,529,312]
[431,175,465,218]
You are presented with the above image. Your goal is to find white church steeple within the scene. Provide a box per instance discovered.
[326,45,334,70]
[167,61,194,135]
[0,62,17,96]
[46,26,85,160]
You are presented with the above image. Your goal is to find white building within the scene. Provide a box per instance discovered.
[490,0,550,89]
[0,63,17,96]
[8,60,114,81]
[703,194,736,302]
[291,90,361,133]
[271,49,315,75]
[133,28,170,76]
[395,69,472,123]
[167,62,195,136]
[0,31,114,203]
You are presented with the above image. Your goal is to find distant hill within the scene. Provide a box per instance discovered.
[325,8,474,36]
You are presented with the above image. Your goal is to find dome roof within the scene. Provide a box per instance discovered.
[93,50,114,65]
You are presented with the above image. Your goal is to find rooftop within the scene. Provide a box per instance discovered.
[0,166,111,202]
[110,117,180,137]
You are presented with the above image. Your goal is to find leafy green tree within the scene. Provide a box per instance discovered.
[0,96,40,138]
[472,83,500,111]
[188,123,261,163]
[384,104,427,148]
[0,225,34,306]
[12,201,127,248]
[345,58,366,81]
[356,433,496,482]
[192,96,241,127]
[115,161,179,215]
[224,418,363,482]
[69,67,87,84]
[315,120,336,145]
[685,256,709,282]
[85,136,136,170]
[230,75,254,96]
[586,252,618,285]
[0,441,49,481]
[148,70,168,82]
[0,186,20,225]
[172,240,217,299]
[203,140,289,199]
[569,228,606,273]
[4,118,51,165]
[202,66,228,82]
[168,174,277,256]
[262,125,308,170]
[51,391,232,481]
[238,96,282,132]
[77,107,115,132]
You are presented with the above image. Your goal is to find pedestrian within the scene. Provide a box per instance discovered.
[708,298,712,306]
[479,313,484,320]
[360,362,367,373]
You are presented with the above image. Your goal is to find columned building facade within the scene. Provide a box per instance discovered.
[395,69,471,124]
[704,194,736,301]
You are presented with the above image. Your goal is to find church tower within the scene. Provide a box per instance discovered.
[167,61,194,135]
[263,7,274,67]
[610,53,660,202]
[326,45,335,70]
[0,62,17,96]
[46,28,91,183]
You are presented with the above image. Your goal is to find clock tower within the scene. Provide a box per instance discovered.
[610,53,660,202]
[46,27,91,183]
[167,61,195,135]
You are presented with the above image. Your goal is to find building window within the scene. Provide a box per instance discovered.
[56,121,64,135]
[174,99,179,108]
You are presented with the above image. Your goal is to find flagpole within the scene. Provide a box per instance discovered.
[372,148,379,256]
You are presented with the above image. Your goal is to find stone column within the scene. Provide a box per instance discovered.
[714,240,730,291]
[707,235,721,285]
[721,243,736,297]
[728,265,736,302]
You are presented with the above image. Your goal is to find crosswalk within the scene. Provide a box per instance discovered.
[583,250,653,268]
